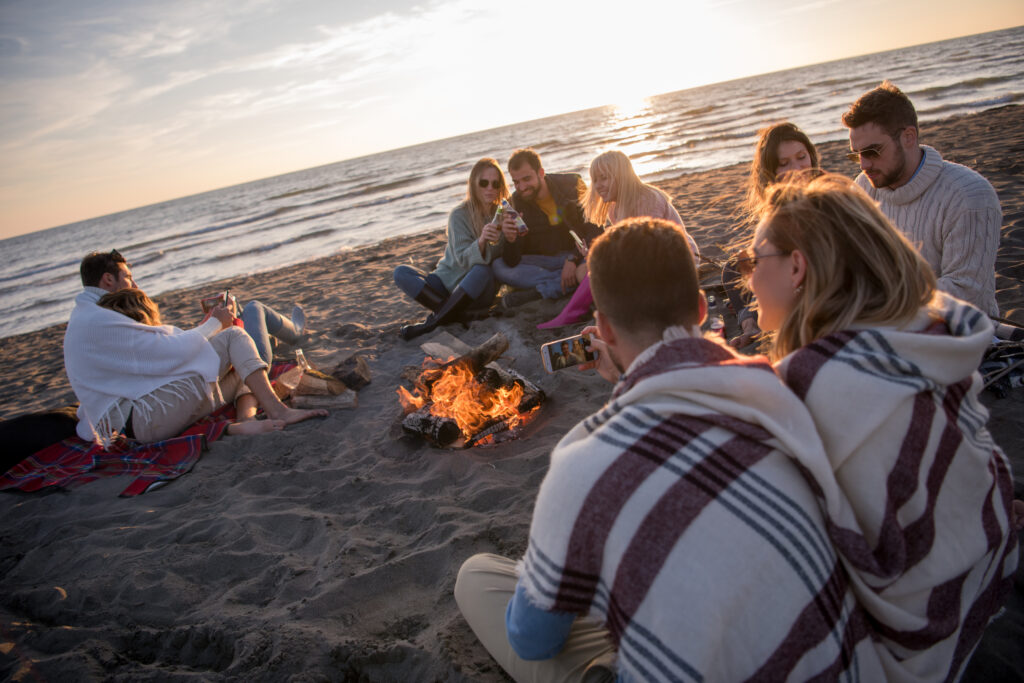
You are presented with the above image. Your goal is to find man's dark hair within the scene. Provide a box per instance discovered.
[589,218,700,335]
[80,250,127,287]
[841,80,918,138]
[508,148,542,173]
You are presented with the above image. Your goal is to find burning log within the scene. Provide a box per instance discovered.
[398,332,544,448]
[402,406,462,447]
[476,366,544,414]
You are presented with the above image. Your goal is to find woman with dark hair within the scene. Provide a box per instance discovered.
[744,121,819,214]
[726,122,820,348]
[394,158,509,340]
[744,172,1016,681]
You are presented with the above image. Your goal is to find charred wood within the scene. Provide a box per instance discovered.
[401,405,461,447]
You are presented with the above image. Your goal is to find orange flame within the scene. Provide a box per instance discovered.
[397,356,536,441]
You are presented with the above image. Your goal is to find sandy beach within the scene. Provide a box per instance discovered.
[1,105,1022,681]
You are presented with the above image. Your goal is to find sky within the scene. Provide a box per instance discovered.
[1,0,1021,240]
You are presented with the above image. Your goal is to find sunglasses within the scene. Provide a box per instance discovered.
[846,128,903,163]
[477,178,502,189]
[734,250,788,278]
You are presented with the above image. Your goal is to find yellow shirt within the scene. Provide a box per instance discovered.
[536,195,562,225]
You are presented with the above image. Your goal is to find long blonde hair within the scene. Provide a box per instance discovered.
[98,288,163,326]
[584,151,671,225]
[757,173,936,361]
[464,158,510,237]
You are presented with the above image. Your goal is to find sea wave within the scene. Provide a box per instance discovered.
[267,184,332,201]
[0,257,80,284]
[912,76,1013,98]
[217,228,337,262]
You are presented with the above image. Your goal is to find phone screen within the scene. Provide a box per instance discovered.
[542,334,597,372]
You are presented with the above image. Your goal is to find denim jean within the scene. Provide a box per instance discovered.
[240,300,300,364]
[393,264,497,309]
[492,252,574,299]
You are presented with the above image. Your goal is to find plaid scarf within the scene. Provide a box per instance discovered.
[776,293,1018,682]
[518,332,885,682]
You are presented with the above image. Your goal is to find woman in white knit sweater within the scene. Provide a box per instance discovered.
[66,288,326,445]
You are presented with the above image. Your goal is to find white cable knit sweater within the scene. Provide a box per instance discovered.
[856,145,1001,316]
[63,287,222,444]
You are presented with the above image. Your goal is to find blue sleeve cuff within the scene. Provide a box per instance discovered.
[505,580,577,660]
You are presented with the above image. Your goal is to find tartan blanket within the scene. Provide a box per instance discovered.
[776,293,1018,682]
[0,407,231,497]
[0,362,296,498]
[518,332,885,682]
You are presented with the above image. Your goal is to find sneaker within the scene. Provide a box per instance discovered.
[501,289,542,309]
[291,305,306,336]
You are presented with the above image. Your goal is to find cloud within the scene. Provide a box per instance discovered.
[780,0,843,14]
[0,60,131,149]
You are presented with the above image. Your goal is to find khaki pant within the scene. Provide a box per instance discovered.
[454,553,616,683]
[132,326,268,443]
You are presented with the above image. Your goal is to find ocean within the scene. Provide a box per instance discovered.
[2,25,1021,340]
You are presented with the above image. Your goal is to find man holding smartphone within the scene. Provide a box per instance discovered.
[494,148,601,307]
[455,218,884,681]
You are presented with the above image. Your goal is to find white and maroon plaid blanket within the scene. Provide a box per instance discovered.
[518,330,885,682]
[777,293,1018,682]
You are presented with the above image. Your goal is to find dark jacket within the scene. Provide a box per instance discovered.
[502,173,602,267]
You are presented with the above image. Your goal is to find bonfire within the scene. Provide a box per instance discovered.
[397,334,544,448]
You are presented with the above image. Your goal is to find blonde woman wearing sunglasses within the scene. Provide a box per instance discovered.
[394,158,510,340]
[746,172,1016,682]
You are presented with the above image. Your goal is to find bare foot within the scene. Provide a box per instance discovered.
[265,406,328,425]
[227,419,286,436]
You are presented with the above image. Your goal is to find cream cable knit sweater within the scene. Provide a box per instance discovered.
[856,145,1001,316]
[63,287,222,443]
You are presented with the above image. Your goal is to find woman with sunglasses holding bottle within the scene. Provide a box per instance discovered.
[743,171,1017,682]
[394,158,509,340]
[725,122,820,349]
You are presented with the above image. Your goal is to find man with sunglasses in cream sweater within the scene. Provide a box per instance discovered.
[843,81,1001,317]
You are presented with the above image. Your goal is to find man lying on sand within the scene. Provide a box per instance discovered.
[63,250,326,445]
[455,217,885,681]
[494,149,602,307]
[843,80,1001,317]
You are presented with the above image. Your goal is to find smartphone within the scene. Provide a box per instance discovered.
[200,290,238,314]
[568,229,587,253]
[541,333,598,373]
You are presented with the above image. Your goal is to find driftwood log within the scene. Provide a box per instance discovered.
[421,333,509,392]
[292,391,358,409]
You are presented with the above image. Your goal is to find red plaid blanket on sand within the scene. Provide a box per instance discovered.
[0,407,232,497]
[0,362,296,497]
